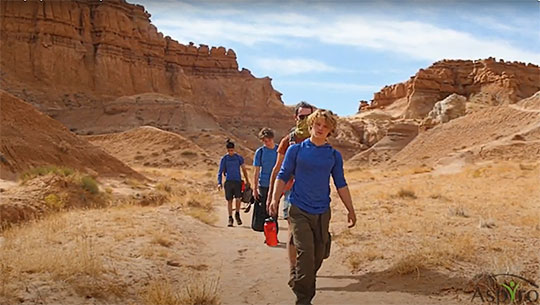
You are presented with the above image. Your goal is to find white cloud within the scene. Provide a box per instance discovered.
[143,4,540,65]
[279,81,379,92]
[256,58,341,75]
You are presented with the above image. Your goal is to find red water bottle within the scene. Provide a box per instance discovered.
[264,217,278,247]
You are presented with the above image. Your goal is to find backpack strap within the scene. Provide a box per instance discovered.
[288,129,296,145]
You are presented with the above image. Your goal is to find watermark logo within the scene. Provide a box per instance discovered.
[471,274,539,304]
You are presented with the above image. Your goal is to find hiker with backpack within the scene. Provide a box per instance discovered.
[250,128,278,232]
[217,139,250,227]
[266,101,314,275]
[268,109,357,305]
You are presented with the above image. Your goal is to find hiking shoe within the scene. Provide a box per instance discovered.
[235,212,242,225]
[228,216,234,227]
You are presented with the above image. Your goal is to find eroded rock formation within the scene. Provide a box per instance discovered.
[0,0,292,142]
[368,58,540,119]
[422,93,466,128]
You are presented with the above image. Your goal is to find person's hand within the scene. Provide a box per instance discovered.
[347,211,357,228]
[268,200,279,218]
[253,188,259,200]
[217,184,222,191]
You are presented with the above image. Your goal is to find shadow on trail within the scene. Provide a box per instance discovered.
[317,268,469,296]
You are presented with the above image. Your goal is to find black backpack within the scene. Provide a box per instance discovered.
[251,197,267,232]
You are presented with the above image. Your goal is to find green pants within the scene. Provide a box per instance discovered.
[288,204,331,305]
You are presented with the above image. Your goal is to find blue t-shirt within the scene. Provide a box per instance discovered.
[217,153,244,184]
[277,139,347,214]
[253,144,278,187]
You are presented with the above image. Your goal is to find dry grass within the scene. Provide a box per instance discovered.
[395,188,417,199]
[389,233,477,276]
[0,214,126,301]
[152,229,175,248]
[20,165,75,183]
[336,161,540,280]
[183,191,218,225]
[140,274,221,305]
[0,201,208,303]
[347,248,384,271]
[448,205,469,218]
[0,167,221,304]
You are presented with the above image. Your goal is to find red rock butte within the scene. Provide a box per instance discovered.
[0,0,293,141]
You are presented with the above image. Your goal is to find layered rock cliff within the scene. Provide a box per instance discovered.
[369,58,540,119]
[0,0,293,142]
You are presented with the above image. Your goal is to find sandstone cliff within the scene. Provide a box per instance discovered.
[0,0,293,142]
[369,58,540,119]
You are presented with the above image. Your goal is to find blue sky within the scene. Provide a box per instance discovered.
[132,0,540,116]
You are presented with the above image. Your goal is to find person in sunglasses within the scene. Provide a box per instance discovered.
[266,101,314,281]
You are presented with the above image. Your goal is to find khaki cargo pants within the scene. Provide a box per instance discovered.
[288,204,331,305]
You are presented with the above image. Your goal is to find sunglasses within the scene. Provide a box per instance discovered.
[297,114,309,120]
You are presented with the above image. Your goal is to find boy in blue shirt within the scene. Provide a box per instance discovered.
[217,140,250,227]
[269,109,357,305]
[251,128,278,230]
[253,128,278,204]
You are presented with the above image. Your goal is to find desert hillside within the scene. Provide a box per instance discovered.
[0,90,142,180]
[86,126,256,169]
[389,94,540,168]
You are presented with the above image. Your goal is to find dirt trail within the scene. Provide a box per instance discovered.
[200,194,467,305]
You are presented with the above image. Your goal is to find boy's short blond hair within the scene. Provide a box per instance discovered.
[307,109,337,135]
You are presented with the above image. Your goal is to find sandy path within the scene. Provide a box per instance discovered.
[199,195,468,305]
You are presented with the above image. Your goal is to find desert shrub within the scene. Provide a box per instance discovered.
[21,165,75,183]
[396,188,417,199]
[44,193,65,210]
[156,182,172,193]
[81,176,99,194]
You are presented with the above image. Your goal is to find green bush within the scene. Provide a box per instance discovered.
[81,176,99,194]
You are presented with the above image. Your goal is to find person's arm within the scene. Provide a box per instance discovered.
[331,150,356,228]
[337,186,356,228]
[253,166,261,199]
[269,179,287,216]
[269,145,298,216]
[252,149,262,199]
[241,164,250,187]
[217,157,225,191]
[267,152,285,204]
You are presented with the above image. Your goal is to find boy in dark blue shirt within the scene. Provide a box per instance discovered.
[217,140,250,227]
[251,128,278,231]
[269,109,357,305]
[253,128,278,203]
